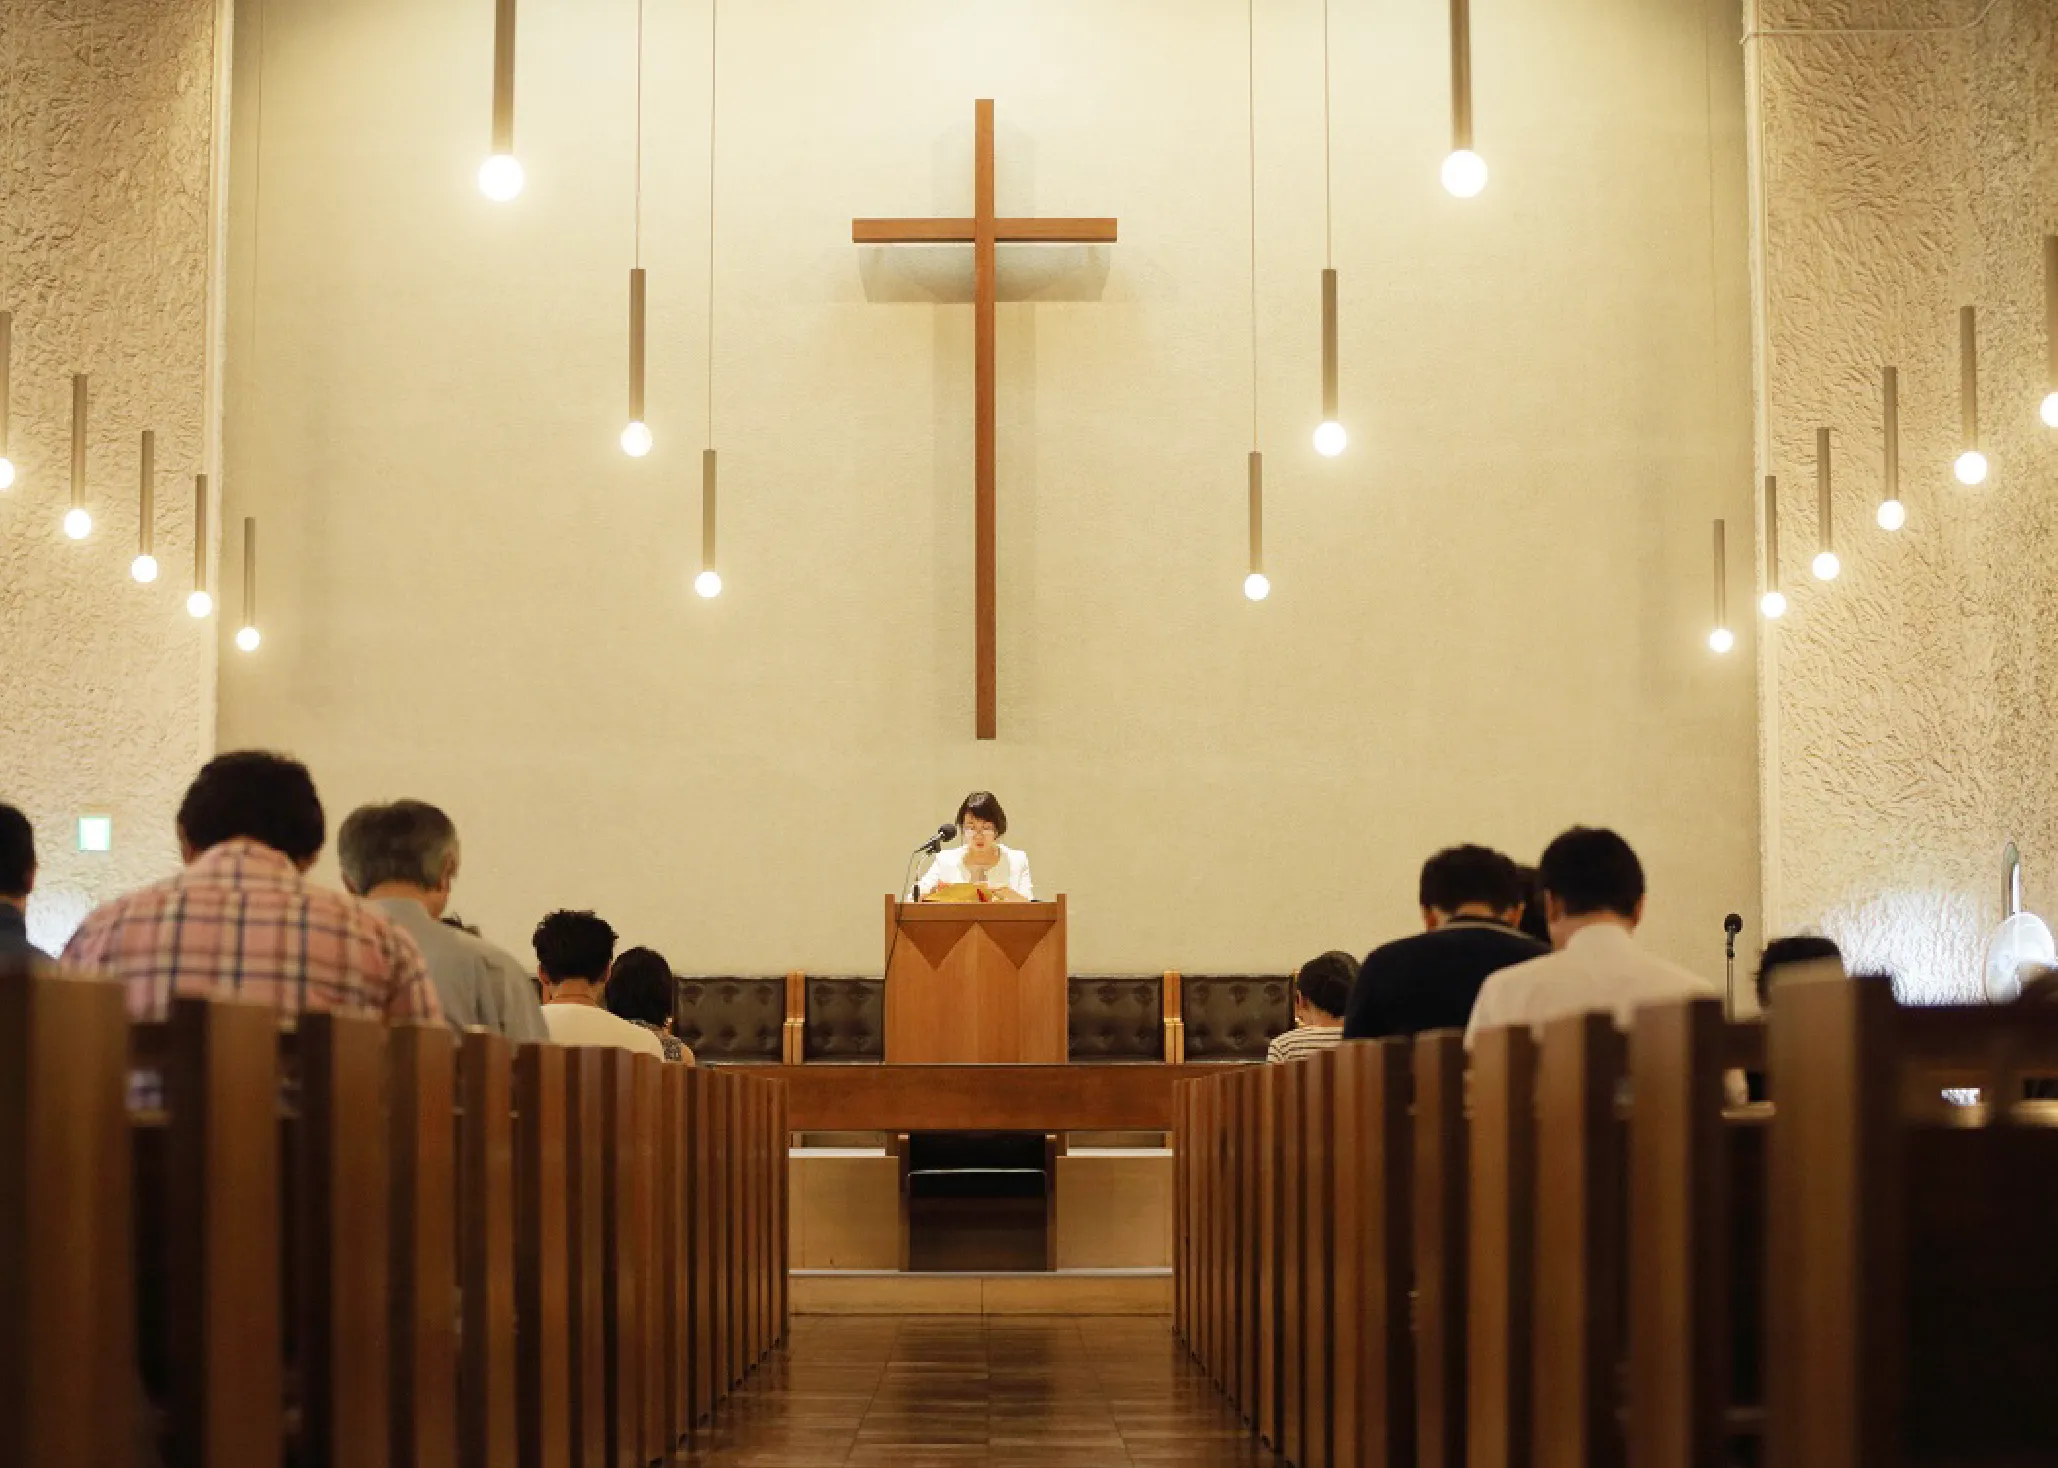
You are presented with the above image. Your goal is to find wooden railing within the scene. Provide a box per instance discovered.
[1175,981,2058,1468]
[0,978,787,1468]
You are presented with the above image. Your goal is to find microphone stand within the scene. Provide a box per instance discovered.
[1724,930,1738,1019]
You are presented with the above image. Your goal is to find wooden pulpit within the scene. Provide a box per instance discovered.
[882,895,1069,1063]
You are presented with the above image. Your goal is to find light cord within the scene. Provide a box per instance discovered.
[1248,0,1258,449]
[633,0,645,267]
[1321,0,1333,268]
[706,0,718,445]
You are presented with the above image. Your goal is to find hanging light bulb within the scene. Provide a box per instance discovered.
[1707,518,1734,653]
[479,0,524,200]
[1811,427,1840,580]
[236,516,261,652]
[622,274,651,457]
[1313,271,1345,456]
[64,374,92,539]
[1954,305,1988,485]
[0,310,15,491]
[1876,365,1906,531]
[186,474,213,617]
[695,448,723,597]
[1442,0,1487,197]
[1759,476,1786,619]
[129,429,160,582]
[2041,236,2057,428]
[1243,451,1270,600]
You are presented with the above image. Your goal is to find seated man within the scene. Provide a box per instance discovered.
[1343,843,1545,1039]
[338,799,547,1041]
[0,802,51,970]
[63,751,440,1025]
[534,909,666,1058]
[1466,826,1715,1047]
[1267,950,1356,1064]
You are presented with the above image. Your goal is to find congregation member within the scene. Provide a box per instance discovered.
[0,802,49,968]
[604,946,695,1064]
[533,909,667,1058]
[1754,933,1844,1010]
[1343,843,1546,1039]
[1266,950,1355,1064]
[1465,825,1716,1046]
[337,798,548,1041]
[62,751,441,1025]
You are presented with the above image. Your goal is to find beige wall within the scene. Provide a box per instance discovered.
[0,0,224,952]
[1750,0,2058,1000]
[214,0,1760,977]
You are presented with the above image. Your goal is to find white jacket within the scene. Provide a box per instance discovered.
[917,842,1034,899]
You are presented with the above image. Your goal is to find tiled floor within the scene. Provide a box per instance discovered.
[675,1315,1280,1466]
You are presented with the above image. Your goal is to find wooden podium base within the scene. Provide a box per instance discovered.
[883,895,1068,1063]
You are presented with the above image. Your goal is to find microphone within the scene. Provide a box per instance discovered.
[1723,912,1743,958]
[916,822,959,856]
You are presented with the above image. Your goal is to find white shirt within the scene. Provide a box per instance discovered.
[917,842,1034,900]
[1464,921,1717,1048]
[542,1001,668,1058]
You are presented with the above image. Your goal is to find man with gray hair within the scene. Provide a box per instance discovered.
[338,799,547,1041]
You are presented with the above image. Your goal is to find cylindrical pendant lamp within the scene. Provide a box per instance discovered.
[1812,427,1840,580]
[187,474,214,618]
[236,517,261,651]
[64,374,92,539]
[1244,451,1269,600]
[1877,366,1906,530]
[131,431,159,582]
[0,311,15,490]
[1441,0,1487,197]
[2041,236,2057,429]
[1313,269,1345,456]
[695,449,722,597]
[621,267,651,457]
[478,0,524,199]
[1759,476,1786,619]
[1954,306,1987,484]
[1708,519,1733,653]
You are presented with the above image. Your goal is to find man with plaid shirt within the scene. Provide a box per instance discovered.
[64,750,442,1027]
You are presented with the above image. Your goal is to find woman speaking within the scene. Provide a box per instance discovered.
[918,791,1034,901]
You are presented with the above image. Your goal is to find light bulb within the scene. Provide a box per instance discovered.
[0,456,15,490]
[1243,572,1270,601]
[2040,391,2058,429]
[1812,550,1841,581]
[621,420,653,458]
[130,554,159,584]
[186,589,214,619]
[63,507,92,540]
[1312,420,1347,457]
[1877,499,1907,532]
[694,569,723,599]
[235,625,261,652]
[478,153,525,201]
[1760,590,1787,620]
[1441,149,1488,198]
[1953,449,1988,486]
[1708,627,1735,654]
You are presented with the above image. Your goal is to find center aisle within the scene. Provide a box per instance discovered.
[675,1315,1281,1466]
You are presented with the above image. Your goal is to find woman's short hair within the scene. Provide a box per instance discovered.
[956,790,1007,836]
[605,947,676,1028]
[1294,950,1359,1020]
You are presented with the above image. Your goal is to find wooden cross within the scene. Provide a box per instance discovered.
[854,100,1118,741]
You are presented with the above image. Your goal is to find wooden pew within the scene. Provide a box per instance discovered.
[1413,1030,1468,1468]
[1298,1052,1334,1468]
[1329,1038,1412,1468]
[395,1024,461,1468]
[1468,1023,1537,1468]
[512,1041,568,1468]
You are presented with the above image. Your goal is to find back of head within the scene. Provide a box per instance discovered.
[1295,950,1359,1020]
[605,947,676,1027]
[0,803,33,899]
[1755,933,1844,1008]
[1515,865,1551,945]
[337,800,460,895]
[533,909,617,984]
[177,751,326,866]
[1536,826,1645,921]
[1419,844,1525,915]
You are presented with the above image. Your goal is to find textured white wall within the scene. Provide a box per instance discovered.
[214,0,1760,978]
[1750,0,2058,1000]
[0,0,224,953]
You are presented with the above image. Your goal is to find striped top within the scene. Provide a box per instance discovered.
[1266,1024,1345,1065]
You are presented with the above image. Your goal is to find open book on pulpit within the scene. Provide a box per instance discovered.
[920,882,1028,904]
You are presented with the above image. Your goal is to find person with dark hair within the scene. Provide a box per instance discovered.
[1753,934,1843,1011]
[534,910,664,1058]
[338,799,546,1041]
[1465,826,1715,1047]
[916,790,1033,900]
[0,802,49,967]
[61,752,440,1027]
[605,947,693,1064]
[1515,865,1552,947]
[1268,951,1357,1063]
[1342,844,1547,1039]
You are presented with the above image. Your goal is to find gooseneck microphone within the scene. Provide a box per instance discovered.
[917,822,960,856]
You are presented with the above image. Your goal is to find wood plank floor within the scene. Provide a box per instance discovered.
[675,1315,1281,1466]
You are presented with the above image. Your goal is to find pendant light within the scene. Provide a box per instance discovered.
[235,517,261,651]
[1811,428,1840,581]
[1759,476,1786,619]
[1242,0,1268,601]
[478,0,524,200]
[1877,366,1906,530]
[1708,519,1734,653]
[0,311,15,490]
[187,474,214,618]
[694,0,724,598]
[2041,236,2057,429]
[131,431,159,582]
[619,0,652,458]
[1953,306,1987,485]
[1311,0,1345,458]
[1441,0,1487,197]
[64,374,91,540]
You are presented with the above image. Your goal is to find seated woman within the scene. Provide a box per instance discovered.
[918,790,1034,901]
[603,946,695,1064]
[1267,950,1356,1064]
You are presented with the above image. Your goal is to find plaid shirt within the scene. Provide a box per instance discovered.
[62,838,442,1026]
